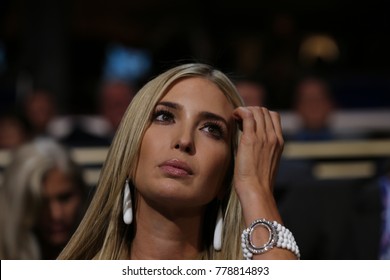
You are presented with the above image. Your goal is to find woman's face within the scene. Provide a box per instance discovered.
[37,167,84,247]
[134,77,235,209]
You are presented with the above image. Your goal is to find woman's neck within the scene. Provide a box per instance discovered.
[130,197,205,260]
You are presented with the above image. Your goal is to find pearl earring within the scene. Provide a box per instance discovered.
[123,179,133,225]
[213,205,223,251]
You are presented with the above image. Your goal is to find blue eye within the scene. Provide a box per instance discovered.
[152,109,174,123]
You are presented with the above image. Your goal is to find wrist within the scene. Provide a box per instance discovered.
[235,178,273,202]
[237,188,281,225]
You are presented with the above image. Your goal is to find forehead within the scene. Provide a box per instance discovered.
[42,168,76,196]
[161,77,234,118]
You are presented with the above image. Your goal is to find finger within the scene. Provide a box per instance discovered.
[270,111,284,146]
[233,107,256,135]
[247,106,265,137]
[262,108,284,148]
[249,107,276,141]
[261,107,276,136]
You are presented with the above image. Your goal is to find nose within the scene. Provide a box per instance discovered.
[173,125,196,155]
[175,142,194,154]
[49,201,64,221]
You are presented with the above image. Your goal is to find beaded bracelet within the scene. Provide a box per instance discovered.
[241,219,300,259]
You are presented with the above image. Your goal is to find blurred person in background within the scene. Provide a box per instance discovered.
[57,43,147,148]
[235,78,267,107]
[58,79,136,148]
[287,76,336,141]
[22,88,58,139]
[0,137,89,259]
[276,76,336,189]
[97,79,136,140]
[0,110,31,150]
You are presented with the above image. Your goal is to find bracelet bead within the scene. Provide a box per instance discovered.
[241,219,300,260]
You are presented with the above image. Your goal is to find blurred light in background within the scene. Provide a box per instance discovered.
[102,44,152,83]
[299,34,340,65]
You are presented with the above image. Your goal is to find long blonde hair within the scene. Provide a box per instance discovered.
[58,63,245,259]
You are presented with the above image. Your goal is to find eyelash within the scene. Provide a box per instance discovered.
[152,108,226,140]
[152,109,175,124]
[201,121,225,140]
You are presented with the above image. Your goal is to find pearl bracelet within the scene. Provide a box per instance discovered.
[241,219,300,259]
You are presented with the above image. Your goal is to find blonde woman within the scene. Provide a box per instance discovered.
[58,63,299,260]
[0,137,88,259]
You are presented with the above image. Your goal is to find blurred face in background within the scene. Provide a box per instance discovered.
[236,81,266,107]
[0,115,29,149]
[37,167,84,247]
[24,90,56,135]
[295,78,334,130]
[100,81,135,131]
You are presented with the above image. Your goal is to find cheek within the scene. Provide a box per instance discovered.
[138,132,155,161]
[66,196,82,217]
[134,129,162,183]
[201,145,231,189]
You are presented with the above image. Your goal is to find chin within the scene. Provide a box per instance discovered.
[47,233,70,247]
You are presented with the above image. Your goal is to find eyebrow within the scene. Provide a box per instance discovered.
[157,101,229,127]
[158,101,180,110]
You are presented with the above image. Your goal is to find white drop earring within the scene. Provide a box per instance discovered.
[213,205,223,251]
[123,178,133,225]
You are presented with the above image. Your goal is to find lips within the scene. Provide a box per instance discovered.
[159,159,193,177]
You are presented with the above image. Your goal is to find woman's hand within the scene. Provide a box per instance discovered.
[233,106,298,260]
[232,106,284,221]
